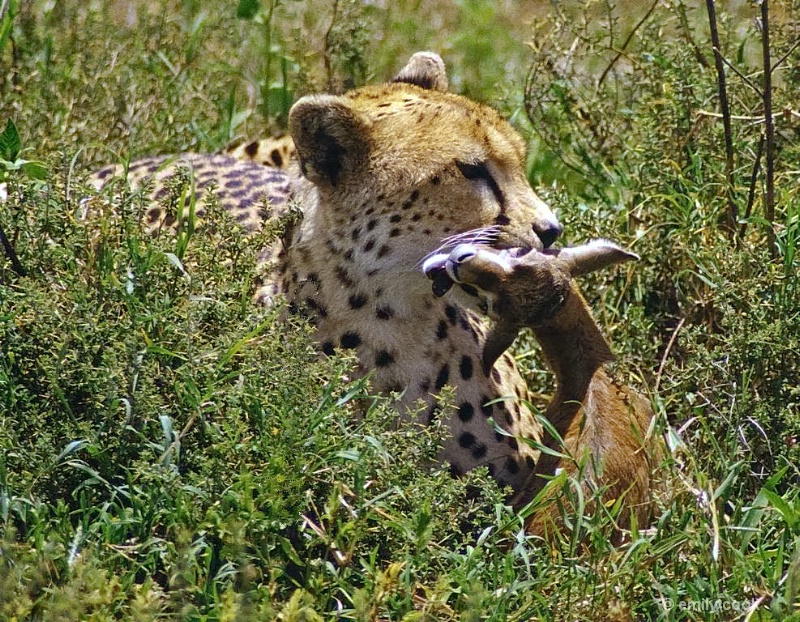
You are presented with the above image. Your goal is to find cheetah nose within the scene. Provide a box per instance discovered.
[535,221,563,249]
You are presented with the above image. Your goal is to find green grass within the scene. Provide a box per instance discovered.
[1,1,799,620]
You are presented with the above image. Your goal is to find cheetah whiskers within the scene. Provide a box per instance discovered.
[418,226,501,272]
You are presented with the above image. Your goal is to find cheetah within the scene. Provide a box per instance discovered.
[279,51,562,491]
[95,52,564,494]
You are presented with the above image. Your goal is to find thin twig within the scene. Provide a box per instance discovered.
[706,0,738,232]
[677,0,711,68]
[761,0,776,258]
[323,0,341,92]
[739,133,765,240]
[716,52,763,97]
[0,222,26,276]
[655,317,685,393]
[598,0,660,87]
[771,36,800,73]
[696,110,765,122]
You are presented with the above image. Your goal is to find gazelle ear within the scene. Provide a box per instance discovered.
[391,51,449,92]
[289,95,371,187]
[557,240,639,278]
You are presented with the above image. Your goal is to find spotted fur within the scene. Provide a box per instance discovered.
[93,52,564,495]
[224,134,296,170]
[279,52,562,491]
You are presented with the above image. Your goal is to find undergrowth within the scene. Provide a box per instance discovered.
[1,1,798,620]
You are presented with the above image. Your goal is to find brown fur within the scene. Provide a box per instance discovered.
[428,241,659,539]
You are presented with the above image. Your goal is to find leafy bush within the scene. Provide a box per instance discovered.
[1,1,798,620]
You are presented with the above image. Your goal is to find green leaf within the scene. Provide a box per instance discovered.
[20,160,48,180]
[761,488,798,529]
[0,0,19,56]
[236,0,260,20]
[0,119,21,162]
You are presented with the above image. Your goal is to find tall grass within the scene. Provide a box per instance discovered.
[1,1,798,620]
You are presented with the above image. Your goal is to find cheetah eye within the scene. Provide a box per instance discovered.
[456,160,505,208]
[456,160,491,182]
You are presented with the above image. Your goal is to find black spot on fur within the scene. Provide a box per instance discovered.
[460,356,473,380]
[363,239,375,253]
[340,332,361,349]
[375,350,395,367]
[449,463,462,477]
[270,149,283,167]
[335,266,354,287]
[458,402,474,422]
[480,396,493,417]
[389,228,400,238]
[506,457,520,474]
[445,305,458,326]
[349,293,368,309]
[471,444,488,460]
[436,320,448,340]
[306,298,328,318]
[351,227,361,241]
[245,141,259,157]
[435,364,449,390]
[322,341,335,356]
[367,218,378,231]
[458,431,476,449]
[389,214,402,223]
[376,306,394,320]
[401,189,419,211]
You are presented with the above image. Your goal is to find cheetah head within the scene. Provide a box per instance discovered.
[288,52,562,284]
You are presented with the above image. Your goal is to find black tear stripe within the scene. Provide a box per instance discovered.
[456,160,506,210]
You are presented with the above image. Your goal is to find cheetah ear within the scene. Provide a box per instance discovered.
[289,95,371,187]
[391,51,449,92]
[555,240,639,278]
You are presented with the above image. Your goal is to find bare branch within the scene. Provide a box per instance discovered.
[706,0,738,232]
[761,0,776,257]
[739,133,765,240]
[0,222,26,277]
[771,36,800,73]
[597,0,660,87]
[716,51,763,97]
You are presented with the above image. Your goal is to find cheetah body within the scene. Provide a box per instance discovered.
[279,53,562,489]
[96,53,563,493]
